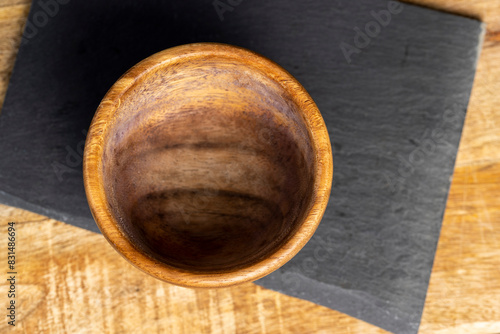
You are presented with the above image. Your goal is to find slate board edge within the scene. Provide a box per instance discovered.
[0,189,98,232]
[257,22,487,334]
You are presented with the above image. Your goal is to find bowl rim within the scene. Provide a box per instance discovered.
[83,42,333,288]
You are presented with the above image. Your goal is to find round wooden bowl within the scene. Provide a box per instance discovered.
[83,43,332,288]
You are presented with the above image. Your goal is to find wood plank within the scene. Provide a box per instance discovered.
[0,204,388,333]
[0,2,29,107]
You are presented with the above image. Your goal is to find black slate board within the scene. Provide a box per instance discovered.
[0,1,484,333]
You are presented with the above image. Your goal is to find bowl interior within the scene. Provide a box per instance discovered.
[100,52,317,273]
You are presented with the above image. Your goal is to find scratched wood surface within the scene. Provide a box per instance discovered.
[0,0,499,333]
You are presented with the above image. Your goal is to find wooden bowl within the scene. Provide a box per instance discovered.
[83,43,332,288]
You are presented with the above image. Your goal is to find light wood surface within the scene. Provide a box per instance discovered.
[1,0,499,333]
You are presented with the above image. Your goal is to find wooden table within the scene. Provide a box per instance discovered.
[1,0,499,333]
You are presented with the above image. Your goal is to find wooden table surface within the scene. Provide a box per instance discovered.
[1,0,499,333]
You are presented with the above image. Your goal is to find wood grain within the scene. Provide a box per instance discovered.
[1,0,500,332]
[83,43,333,288]
[0,204,386,334]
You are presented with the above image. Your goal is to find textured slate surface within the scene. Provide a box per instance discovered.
[0,1,484,333]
